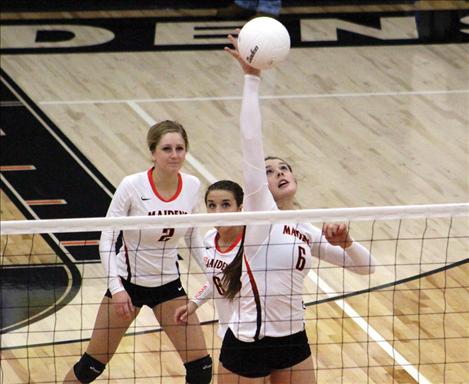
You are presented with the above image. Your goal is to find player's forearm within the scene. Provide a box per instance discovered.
[240,74,273,211]
[192,281,213,307]
[99,230,124,294]
[344,241,376,275]
[185,227,206,271]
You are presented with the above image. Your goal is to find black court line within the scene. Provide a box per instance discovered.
[2,256,466,350]
[1,68,117,333]
[1,68,114,263]
[0,1,418,13]
[0,181,83,334]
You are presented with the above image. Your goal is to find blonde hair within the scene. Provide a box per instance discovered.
[147,120,189,152]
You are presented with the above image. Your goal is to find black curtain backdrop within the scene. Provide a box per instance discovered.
[1,1,416,13]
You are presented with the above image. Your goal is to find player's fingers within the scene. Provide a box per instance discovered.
[123,303,131,319]
[116,303,128,319]
[224,46,241,59]
[227,34,238,49]
[125,298,136,317]
[224,46,237,57]
[177,312,188,324]
[334,224,343,236]
[174,307,185,323]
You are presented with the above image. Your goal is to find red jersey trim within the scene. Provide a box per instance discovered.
[244,253,262,341]
[123,240,131,282]
[215,231,244,254]
[147,167,183,202]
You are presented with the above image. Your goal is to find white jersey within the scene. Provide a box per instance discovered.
[231,75,372,342]
[192,229,243,338]
[100,168,205,294]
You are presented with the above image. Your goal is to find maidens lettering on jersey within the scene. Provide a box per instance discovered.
[205,258,228,271]
[147,210,188,215]
[283,225,311,246]
[147,210,188,241]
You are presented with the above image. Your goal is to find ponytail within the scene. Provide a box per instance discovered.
[221,227,245,299]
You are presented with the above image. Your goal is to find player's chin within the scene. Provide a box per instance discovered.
[166,162,183,171]
[277,184,296,197]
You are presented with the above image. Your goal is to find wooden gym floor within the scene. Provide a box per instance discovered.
[1,1,468,383]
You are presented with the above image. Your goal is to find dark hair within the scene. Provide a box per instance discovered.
[147,120,189,152]
[264,156,293,172]
[205,180,244,299]
[221,227,245,299]
[204,180,244,207]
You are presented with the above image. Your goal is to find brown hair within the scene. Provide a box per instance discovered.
[205,180,244,207]
[204,180,245,300]
[221,227,245,299]
[264,156,293,172]
[147,120,189,152]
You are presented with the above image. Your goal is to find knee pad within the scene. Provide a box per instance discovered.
[184,354,212,384]
[73,352,106,383]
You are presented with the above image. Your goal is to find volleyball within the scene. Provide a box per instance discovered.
[238,17,291,70]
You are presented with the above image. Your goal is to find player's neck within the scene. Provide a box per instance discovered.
[276,198,295,210]
[217,226,243,249]
[152,168,179,196]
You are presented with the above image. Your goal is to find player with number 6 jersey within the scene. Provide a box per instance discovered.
[218,32,377,383]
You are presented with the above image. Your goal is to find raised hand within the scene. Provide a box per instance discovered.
[322,223,353,249]
[224,29,261,77]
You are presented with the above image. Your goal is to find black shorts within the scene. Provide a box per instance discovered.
[219,328,312,378]
[105,277,186,308]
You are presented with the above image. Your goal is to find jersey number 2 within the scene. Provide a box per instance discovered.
[158,228,175,242]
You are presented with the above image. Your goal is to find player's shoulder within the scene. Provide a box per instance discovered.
[180,172,201,188]
[204,228,218,245]
[119,170,148,188]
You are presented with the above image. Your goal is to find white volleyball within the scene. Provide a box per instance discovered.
[238,17,291,70]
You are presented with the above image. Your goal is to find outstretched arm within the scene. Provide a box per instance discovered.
[225,32,276,213]
[314,223,376,275]
[225,32,279,249]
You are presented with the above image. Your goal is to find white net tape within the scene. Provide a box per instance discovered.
[2,203,468,235]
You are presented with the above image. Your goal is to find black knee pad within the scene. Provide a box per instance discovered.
[73,352,106,383]
[184,354,212,384]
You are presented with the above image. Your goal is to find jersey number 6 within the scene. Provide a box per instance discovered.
[296,245,307,271]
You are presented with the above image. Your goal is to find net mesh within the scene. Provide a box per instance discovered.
[1,204,468,383]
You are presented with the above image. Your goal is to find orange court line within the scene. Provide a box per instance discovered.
[0,165,36,171]
[60,240,100,247]
[26,199,67,205]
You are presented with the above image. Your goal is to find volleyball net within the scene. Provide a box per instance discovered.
[1,203,468,383]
